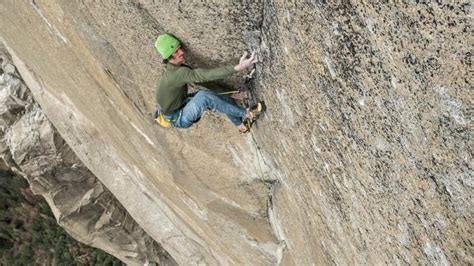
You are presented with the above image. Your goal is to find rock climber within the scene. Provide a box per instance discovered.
[154,33,262,133]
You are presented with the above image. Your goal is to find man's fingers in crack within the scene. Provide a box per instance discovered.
[240,51,248,61]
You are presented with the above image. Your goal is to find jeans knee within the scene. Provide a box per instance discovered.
[173,114,193,128]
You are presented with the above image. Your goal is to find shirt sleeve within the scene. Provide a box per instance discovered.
[180,65,236,83]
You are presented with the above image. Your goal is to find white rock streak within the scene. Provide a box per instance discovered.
[31,1,68,44]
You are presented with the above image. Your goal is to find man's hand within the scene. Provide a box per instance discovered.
[234,51,257,72]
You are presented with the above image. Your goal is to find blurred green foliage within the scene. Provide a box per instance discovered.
[0,170,123,265]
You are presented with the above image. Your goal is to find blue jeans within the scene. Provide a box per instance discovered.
[171,90,246,128]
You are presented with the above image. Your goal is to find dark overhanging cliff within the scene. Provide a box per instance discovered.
[0,1,472,265]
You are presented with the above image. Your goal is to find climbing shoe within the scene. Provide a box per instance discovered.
[239,119,254,134]
[247,101,265,121]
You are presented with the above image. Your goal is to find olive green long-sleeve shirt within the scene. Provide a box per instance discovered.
[155,64,236,114]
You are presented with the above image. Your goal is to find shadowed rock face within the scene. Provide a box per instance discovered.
[0,48,176,266]
[0,1,471,265]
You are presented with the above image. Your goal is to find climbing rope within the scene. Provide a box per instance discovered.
[241,99,267,182]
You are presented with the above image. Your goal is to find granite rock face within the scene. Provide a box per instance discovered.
[0,1,471,265]
[252,1,472,264]
[0,48,176,265]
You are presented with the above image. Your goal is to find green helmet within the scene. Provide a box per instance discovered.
[155,34,180,60]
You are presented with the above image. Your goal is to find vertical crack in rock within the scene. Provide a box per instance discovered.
[240,1,291,263]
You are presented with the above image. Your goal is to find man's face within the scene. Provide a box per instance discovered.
[170,47,185,64]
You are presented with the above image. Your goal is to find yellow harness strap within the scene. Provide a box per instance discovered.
[155,114,171,128]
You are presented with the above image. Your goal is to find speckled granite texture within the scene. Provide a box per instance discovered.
[0,1,471,264]
[253,1,472,264]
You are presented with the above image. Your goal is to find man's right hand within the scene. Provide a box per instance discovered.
[234,52,257,72]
